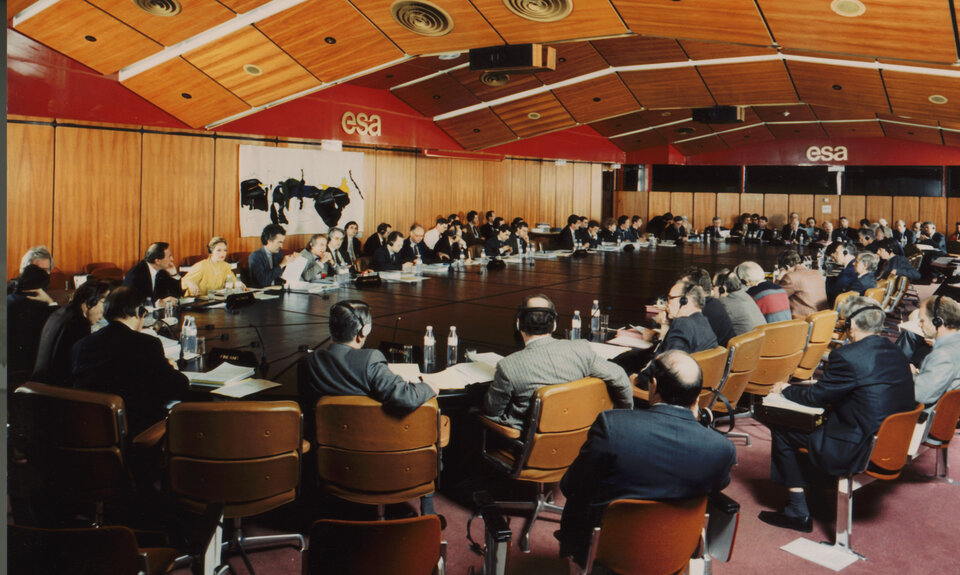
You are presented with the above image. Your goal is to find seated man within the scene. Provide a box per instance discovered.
[848,252,879,295]
[508,221,531,255]
[484,224,514,257]
[616,215,632,242]
[950,222,960,243]
[338,221,363,266]
[372,231,412,272]
[400,224,444,264]
[876,239,920,281]
[575,216,590,245]
[759,297,914,532]
[583,220,602,248]
[713,269,766,336]
[629,215,643,240]
[298,300,438,423]
[123,242,182,303]
[680,267,736,347]
[71,287,189,437]
[858,228,878,253]
[300,233,334,282]
[32,279,110,386]
[482,295,633,429]
[558,214,580,250]
[835,216,858,242]
[913,296,960,422]
[248,223,299,288]
[704,217,727,240]
[776,249,827,318]
[825,241,858,306]
[781,219,809,245]
[7,264,57,379]
[662,216,687,242]
[918,221,947,253]
[754,216,774,242]
[815,221,834,244]
[326,227,350,270]
[892,219,916,247]
[363,222,392,257]
[736,261,792,323]
[464,211,483,244]
[423,216,449,251]
[558,350,736,566]
[479,210,497,241]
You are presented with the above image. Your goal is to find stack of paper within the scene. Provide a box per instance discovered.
[465,351,504,367]
[588,341,628,361]
[388,361,498,390]
[388,363,423,383]
[144,329,181,361]
[606,328,654,349]
[183,362,256,386]
[210,378,281,398]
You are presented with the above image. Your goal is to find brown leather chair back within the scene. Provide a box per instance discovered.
[833,290,858,313]
[705,330,765,412]
[304,516,442,575]
[166,401,302,518]
[884,275,910,313]
[924,389,960,447]
[82,262,118,274]
[10,382,130,503]
[865,403,924,480]
[354,256,372,273]
[592,498,707,575]
[692,346,728,393]
[746,320,808,395]
[519,377,613,480]
[864,286,886,305]
[907,252,923,272]
[794,310,839,380]
[314,396,440,505]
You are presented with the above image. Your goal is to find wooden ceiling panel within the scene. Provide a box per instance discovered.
[765,122,827,139]
[620,68,715,109]
[393,74,481,117]
[752,104,817,122]
[121,57,250,128]
[493,92,576,137]
[679,39,777,60]
[809,105,875,121]
[672,135,729,157]
[8,0,36,21]
[14,0,162,74]
[590,111,649,137]
[757,0,958,63]
[880,122,944,146]
[591,36,685,66]
[641,108,691,127]
[941,129,960,147]
[449,67,543,102]
[436,108,517,149]
[257,0,403,82]
[535,42,608,84]
[349,0,502,55]
[718,124,774,148]
[877,114,939,127]
[786,61,890,113]
[87,0,234,46]
[655,119,714,143]
[883,70,960,124]
[552,75,640,124]
[409,53,470,71]
[469,0,626,45]
[217,0,272,13]
[611,129,667,152]
[698,61,798,106]
[613,0,772,46]
[349,62,432,90]
[184,27,320,107]
[821,120,884,138]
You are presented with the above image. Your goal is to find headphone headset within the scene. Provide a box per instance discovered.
[844,304,882,332]
[515,306,558,333]
[931,295,944,329]
[334,300,372,338]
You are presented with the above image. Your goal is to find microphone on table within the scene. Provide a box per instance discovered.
[249,323,269,377]
[392,316,402,344]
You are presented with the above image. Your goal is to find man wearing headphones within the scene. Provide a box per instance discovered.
[713,268,767,336]
[122,242,182,304]
[482,295,633,430]
[363,222,392,257]
[71,286,189,437]
[913,296,960,421]
[759,296,914,532]
[558,350,736,567]
[825,241,858,306]
[298,300,438,423]
[248,223,300,288]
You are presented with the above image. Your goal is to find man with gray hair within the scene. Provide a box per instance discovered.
[19,245,53,274]
[736,261,791,323]
[759,296,914,532]
[848,252,879,295]
[913,296,960,422]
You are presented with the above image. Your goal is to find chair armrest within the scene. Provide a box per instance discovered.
[476,414,521,440]
[132,420,167,450]
[440,415,451,448]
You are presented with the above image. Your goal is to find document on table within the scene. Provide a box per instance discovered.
[183,362,256,386]
[421,361,498,390]
[388,363,423,383]
[466,351,504,367]
[379,271,426,283]
[762,391,825,415]
[589,341,629,361]
[144,329,181,361]
[281,256,309,285]
[606,328,654,349]
[210,378,281,398]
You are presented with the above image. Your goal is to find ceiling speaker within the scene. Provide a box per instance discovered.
[134,0,182,17]
[480,71,510,86]
[391,1,454,37]
[503,0,573,22]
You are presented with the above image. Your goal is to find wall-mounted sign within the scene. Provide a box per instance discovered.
[805,145,848,162]
[341,111,382,136]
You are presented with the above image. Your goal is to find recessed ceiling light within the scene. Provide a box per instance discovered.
[907,131,915,135]
[831,0,866,17]
[473,128,481,133]
[84,35,97,42]
[782,110,791,117]
[676,126,695,135]
[438,52,460,60]
[391,1,454,37]
[929,94,949,104]
[504,0,573,23]
[433,94,441,100]
[181,92,192,99]
[593,97,601,102]
[661,111,671,117]
[243,64,262,76]
[528,112,541,120]
[832,84,843,91]
[558,57,566,63]
[324,36,337,45]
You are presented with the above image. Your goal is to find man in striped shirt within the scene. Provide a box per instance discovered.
[736,261,792,323]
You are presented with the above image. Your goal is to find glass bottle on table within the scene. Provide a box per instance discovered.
[446,326,458,367]
[590,300,601,336]
[181,315,198,359]
[423,326,436,373]
[570,311,582,340]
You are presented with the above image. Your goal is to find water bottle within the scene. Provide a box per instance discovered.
[181,315,198,358]
[571,311,582,340]
[338,265,350,285]
[590,300,601,334]
[616,236,622,249]
[423,326,436,373]
[446,326,459,367]
[415,255,423,276]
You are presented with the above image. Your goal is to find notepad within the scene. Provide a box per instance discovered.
[184,362,256,387]
[210,378,281,398]
[589,341,629,360]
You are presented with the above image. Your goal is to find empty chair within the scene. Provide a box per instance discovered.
[575,497,707,575]
[478,377,613,552]
[83,261,119,274]
[744,319,809,398]
[9,524,178,575]
[304,516,445,575]
[919,389,960,484]
[689,346,729,408]
[794,310,839,380]
[314,396,442,517]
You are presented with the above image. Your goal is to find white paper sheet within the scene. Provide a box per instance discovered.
[210,378,281,398]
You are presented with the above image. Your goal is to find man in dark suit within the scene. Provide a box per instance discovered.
[122,242,182,303]
[835,216,858,243]
[781,220,809,245]
[248,223,299,288]
[704,217,727,240]
[558,350,736,565]
[759,297,914,532]
[479,210,497,241]
[918,221,947,252]
[858,228,878,253]
[876,239,920,281]
[848,252,879,295]
[892,219,916,247]
[464,211,483,244]
[484,224,513,257]
[363,222,392,257]
[400,224,444,264]
[71,287,189,437]
[338,221,363,265]
[825,241,858,305]
[7,264,57,380]
[681,268,736,347]
[371,231,410,271]
[508,221,531,255]
[662,216,688,242]
[32,279,110,386]
[558,214,580,250]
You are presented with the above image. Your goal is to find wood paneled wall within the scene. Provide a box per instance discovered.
[6,118,604,276]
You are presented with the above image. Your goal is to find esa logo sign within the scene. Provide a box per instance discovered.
[805,145,848,162]
[341,111,382,136]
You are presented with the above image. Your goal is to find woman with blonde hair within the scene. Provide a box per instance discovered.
[182,237,244,296]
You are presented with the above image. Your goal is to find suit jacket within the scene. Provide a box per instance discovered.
[435,235,468,261]
[122,260,182,301]
[483,337,633,429]
[914,331,960,412]
[559,405,736,563]
[892,228,916,246]
[716,290,767,336]
[782,335,915,476]
[811,228,831,243]
[464,224,483,244]
[371,246,402,271]
[662,312,719,354]
[701,297,737,347]
[399,238,436,264]
[663,225,687,241]
[826,261,858,304]
[7,293,56,375]
[248,247,285,288]
[338,236,363,265]
[32,307,91,386]
[484,236,507,257]
[479,223,495,241]
[879,255,921,281]
[834,227,858,243]
[704,225,727,239]
[558,226,576,249]
[777,268,828,318]
[299,249,332,282]
[848,273,878,295]
[362,234,386,258]
[781,227,809,244]
[507,233,529,255]
[919,232,947,253]
[71,321,189,437]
